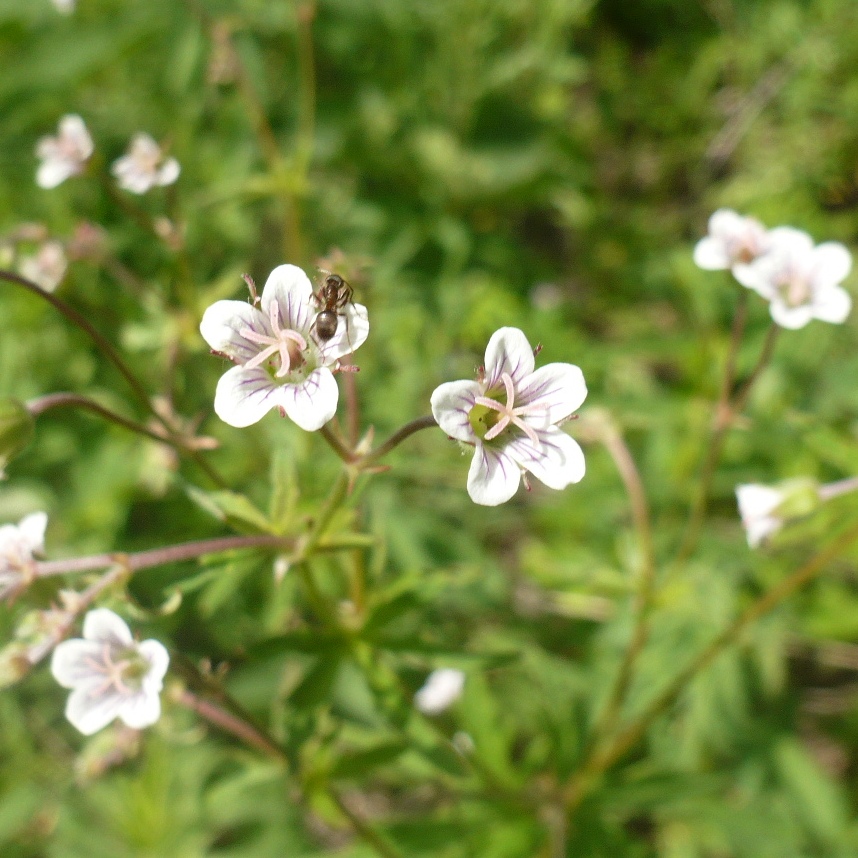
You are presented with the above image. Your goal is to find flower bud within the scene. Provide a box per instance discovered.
[0,398,35,477]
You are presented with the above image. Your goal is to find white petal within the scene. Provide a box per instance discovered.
[813,285,852,324]
[693,236,730,270]
[59,115,93,158]
[200,300,268,363]
[767,226,814,255]
[316,302,370,364]
[119,690,162,729]
[260,265,315,334]
[769,299,814,330]
[745,515,781,548]
[483,328,535,389]
[278,368,339,432]
[708,208,744,238]
[36,159,75,189]
[65,683,126,735]
[414,668,465,715]
[138,639,170,686]
[732,261,771,294]
[736,484,783,519]
[812,242,852,286]
[17,512,47,554]
[213,365,281,427]
[430,379,481,443]
[50,639,103,688]
[466,443,521,506]
[505,429,586,490]
[83,608,133,646]
[517,363,587,425]
[156,158,181,187]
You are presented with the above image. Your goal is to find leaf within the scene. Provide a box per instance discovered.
[329,740,409,780]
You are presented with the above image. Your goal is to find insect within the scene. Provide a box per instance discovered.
[311,272,354,343]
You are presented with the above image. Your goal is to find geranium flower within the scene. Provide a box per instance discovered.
[430,327,586,506]
[0,512,47,602]
[200,264,369,431]
[414,668,465,715]
[50,609,169,735]
[18,240,67,292]
[736,484,786,547]
[35,115,93,189]
[111,133,180,194]
[734,227,852,329]
[694,209,770,273]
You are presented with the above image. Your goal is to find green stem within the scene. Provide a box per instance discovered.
[363,415,438,465]
[564,516,858,813]
[330,789,405,858]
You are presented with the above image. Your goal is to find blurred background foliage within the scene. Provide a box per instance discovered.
[2,0,858,855]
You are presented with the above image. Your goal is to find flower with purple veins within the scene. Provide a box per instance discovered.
[431,327,587,506]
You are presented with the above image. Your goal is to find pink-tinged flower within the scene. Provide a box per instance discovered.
[414,668,465,715]
[431,327,586,506]
[694,209,770,272]
[200,264,369,431]
[35,115,93,189]
[51,609,169,736]
[111,134,180,194]
[0,512,47,602]
[734,227,852,329]
[18,240,67,292]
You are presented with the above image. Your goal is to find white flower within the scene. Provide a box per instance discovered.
[35,115,93,189]
[694,209,770,272]
[736,484,786,547]
[18,240,67,292]
[734,227,852,329]
[111,133,180,194]
[414,668,465,715]
[51,609,169,736]
[200,264,369,431]
[430,327,586,506]
[0,512,47,602]
[51,0,76,12]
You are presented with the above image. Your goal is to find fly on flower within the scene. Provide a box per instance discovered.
[431,327,587,506]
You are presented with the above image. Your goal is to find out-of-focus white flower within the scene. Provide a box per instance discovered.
[734,227,852,329]
[736,484,786,547]
[694,209,770,272]
[200,264,369,430]
[18,240,67,292]
[111,134,180,194]
[51,0,76,13]
[0,512,47,602]
[430,327,586,506]
[51,609,169,736]
[414,668,465,715]
[36,115,93,189]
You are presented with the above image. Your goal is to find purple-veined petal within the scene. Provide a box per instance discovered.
[316,302,370,364]
[65,683,126,735]
[50,639,103,688]
[260,264,315,334]
[483,328,535,390]
[466,443,521,506]
[278,367,339,432]
[768,299,814,330]
[517,363,587,426]
[83,608,133,646]
[213,365,281,427]
[813,284,852,324]
[200,300,268,363]
[138,639,170,687]
[505,428,585,490]
[812,242,852,286]
[119,690,162,729]
[430,380,481,443]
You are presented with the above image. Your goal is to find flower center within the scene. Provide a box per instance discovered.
[469,372,542,448]
[84,643,149,696]
[240,301,309,379]
[775,272,811,307]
